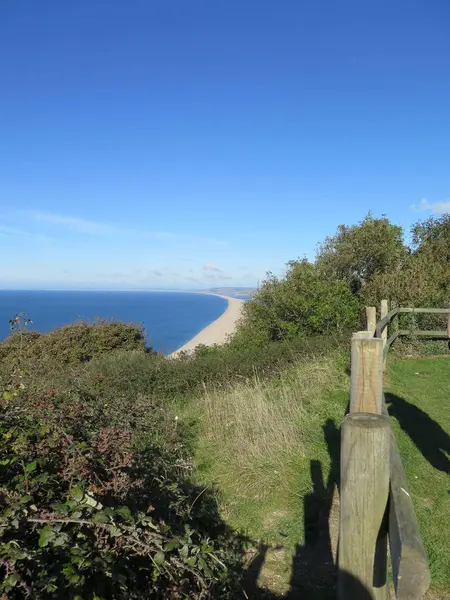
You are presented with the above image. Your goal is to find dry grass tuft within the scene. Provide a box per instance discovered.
[195,355,346,500]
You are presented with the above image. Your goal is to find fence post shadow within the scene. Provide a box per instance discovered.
[386,392,450,474]
[242,419,343,599]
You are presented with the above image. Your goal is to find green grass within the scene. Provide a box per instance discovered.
[175,351,350,597]
[386,356,450,597]
[175,353,450,598]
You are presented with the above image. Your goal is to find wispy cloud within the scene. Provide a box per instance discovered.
[203,263,223,273]
[25,211,114,235]
[410,198,450,215]
[147,233,227,246]
[0,224,26,236]
[0,223,53,242]
[202,263,233,281]
[22,210,227,245]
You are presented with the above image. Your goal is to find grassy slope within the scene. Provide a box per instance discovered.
[385,357,450,597]
[176,351,349,597]
[176,354,450,598]
[5,325,447,597]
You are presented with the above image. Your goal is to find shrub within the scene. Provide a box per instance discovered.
[362,215,450,333]
[362,255,449,309]
[33,336,338,421]
[411,213,450,264]
[0,319,149,366]
[0,375,243,598]
[316,213,407,295]
[232,260,359,346]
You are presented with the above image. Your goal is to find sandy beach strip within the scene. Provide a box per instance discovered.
[169,295,245,357]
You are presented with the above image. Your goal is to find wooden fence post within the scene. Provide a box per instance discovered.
[366,306,377,336]
[350,334,384,414]
[339,413,391,599]
[366,306,377,337]
[380,300,388,370]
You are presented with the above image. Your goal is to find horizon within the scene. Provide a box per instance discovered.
[0,286,254,293]
[1,1,449,290]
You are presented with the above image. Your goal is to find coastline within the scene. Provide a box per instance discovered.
[169,294,245,357]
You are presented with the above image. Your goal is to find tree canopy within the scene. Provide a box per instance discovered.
[235,212,449,346]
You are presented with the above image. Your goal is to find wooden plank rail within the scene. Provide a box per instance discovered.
[375,306,450,341]
[381,397,430,599]
[338,300,445,600]
[384,330,402,358]
[376,309,401,338]
[384,330,448,357]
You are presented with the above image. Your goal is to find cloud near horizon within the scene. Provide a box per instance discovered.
[203,263,223,273]
[202,263,233,281]
[0,211,253,289]
[410,198,450,215]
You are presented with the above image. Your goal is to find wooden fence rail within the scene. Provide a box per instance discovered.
[374,306,450,358]
[338,300,449,599]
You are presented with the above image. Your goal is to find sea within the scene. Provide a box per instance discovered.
[0,290,231,354]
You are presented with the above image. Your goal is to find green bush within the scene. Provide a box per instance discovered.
[0,319,149,366]
[312,212,449,343]
[0,366,243,599]
[361,215,450,334]
[316,213,407,295]
[363,215,450,309]
[232,260,359,346]
[18,334,339,412]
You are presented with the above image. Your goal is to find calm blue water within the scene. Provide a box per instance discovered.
[0,291,229,354]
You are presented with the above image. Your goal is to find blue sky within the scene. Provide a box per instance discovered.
[1,1,449,290]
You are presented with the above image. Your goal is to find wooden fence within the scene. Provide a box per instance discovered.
[338,301,450,599]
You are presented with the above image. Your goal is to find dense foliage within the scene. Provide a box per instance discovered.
[361,214,449,335]
[232,260,359,346]
[235,213,449,345]
[0,320,244,599]
[0,318,148,366]
[316,213,407,295]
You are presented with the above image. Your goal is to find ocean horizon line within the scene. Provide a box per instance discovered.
[0,287,252,294]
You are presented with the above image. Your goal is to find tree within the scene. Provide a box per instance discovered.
[316,214,408,294]
[362,214,450,310]
[411,213,450,263]
[233,260,359,345]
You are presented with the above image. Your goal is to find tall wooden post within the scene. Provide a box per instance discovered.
[339,413,391,599]
[346,332,390,598]
[380,300,389,370]
[366,306,377,337]
[350,334,384,414]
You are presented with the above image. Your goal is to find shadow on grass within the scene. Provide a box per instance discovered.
[386,392,450,474]
[241,419,343,599]
[129,413,374,598]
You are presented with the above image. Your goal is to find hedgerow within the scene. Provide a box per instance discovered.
[0,319,243,599]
